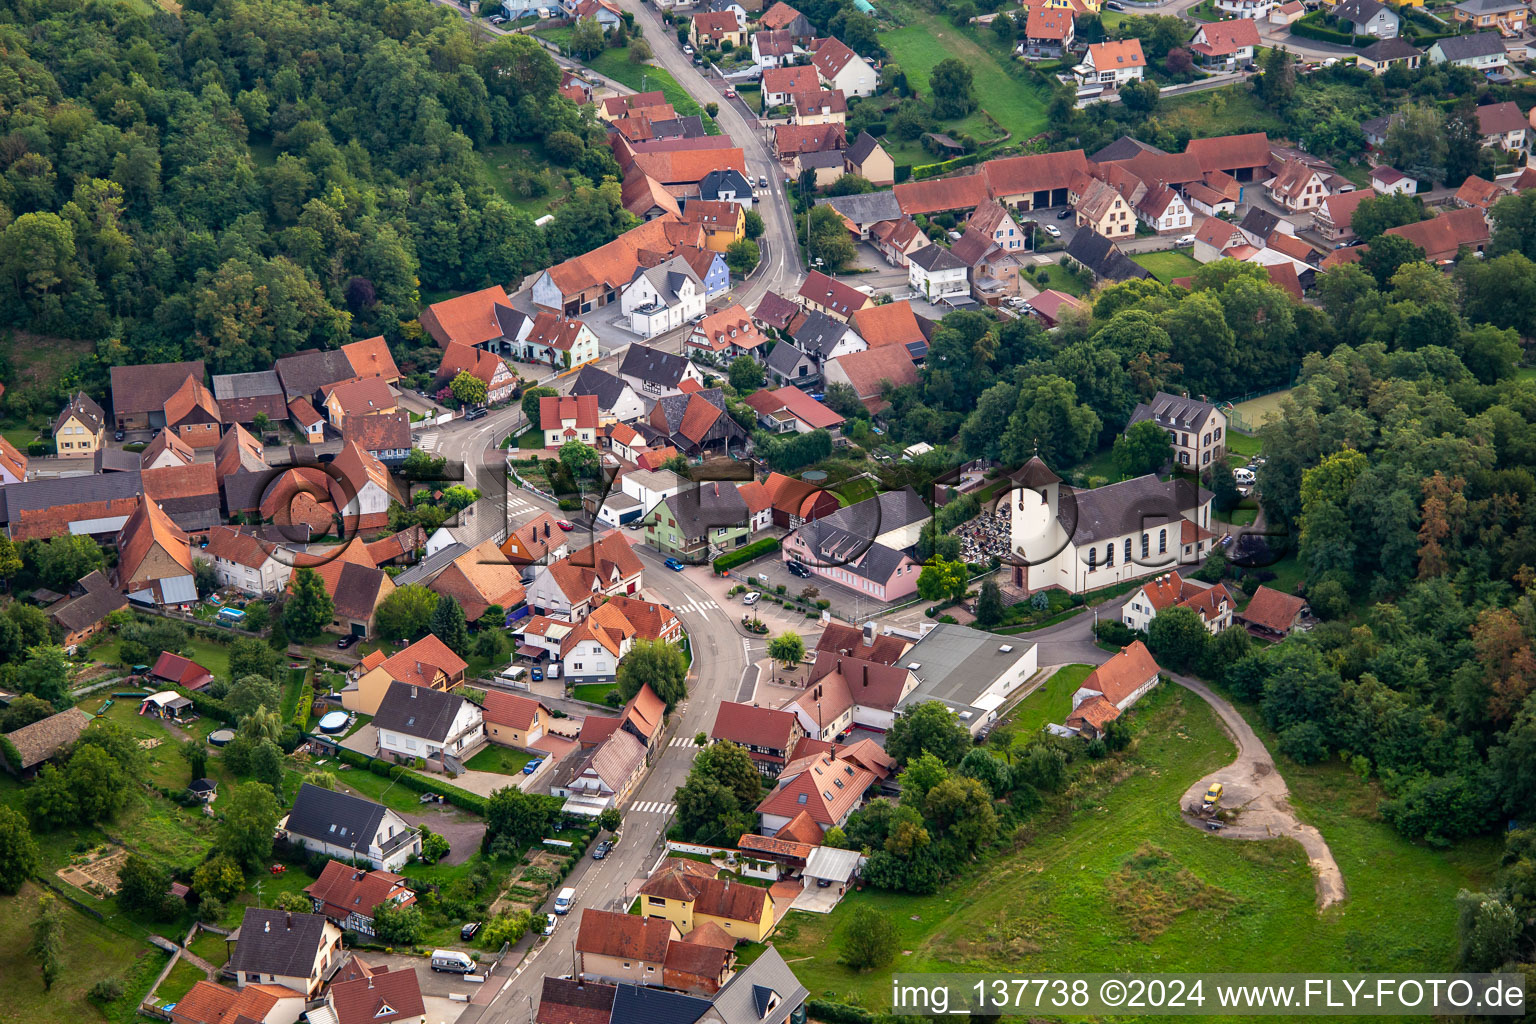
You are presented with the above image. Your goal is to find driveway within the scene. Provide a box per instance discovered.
[1171,671,1346,910]
[339,724,377,757]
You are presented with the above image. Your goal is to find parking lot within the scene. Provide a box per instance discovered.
[727,553,897,624]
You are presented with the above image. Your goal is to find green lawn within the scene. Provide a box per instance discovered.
[878,9,1048,158]
[572,682,618,704]
[1066,445,1123,486]
[1132,247,1202,284]
[583,47,720,133]
[2,426,37,449]
[1226,432,1263,458]
[155,956,207,1004]
[773,684,1497,1012]
[0,882,165,1024]
[475,140,572,220]
[1158,88,1287,142]
[1005,663,1093,737]
[1024,260,1091,297]
[464,744,536,776]
[187,929,230,969]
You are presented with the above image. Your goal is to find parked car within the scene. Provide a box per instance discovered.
[664,557,686,571]
[114,429,125,442]
[460,922,481,940]
[743,591,761,605]
[1175,234,1195,246]
[786,560,811,578]
[336,635,359,649]
[592,840,613,859]
[1043,224,1061,238]
[522,758,543,775]
[488,14,506,22]
[465,406,488,421]
[545,913,558,935]
[682,44,694,54]
[556,519,575,531]
[1055,208,1073,220]
[531,667,544,681]
[724,88,736,98]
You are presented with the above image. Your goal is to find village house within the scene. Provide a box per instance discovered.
[682,199,745,252]
[906,243,970,302]
[436,342,516,406]
[797,269,870,321]
[141,429,193,470]
[1384,205,1490,262]
[303,861,415,938]
[52,391,106,459]
[342,635,467,716]
[163,374,223,449]
[168,980,306,1024]
[870,217,928,267]
[1074,177,1136,238]
[227,908,344,996]
[1356,36,1422,74]
[1451,0,1527,36]
[621,256,706,340]
[525,533,646,619]
[688,304,773,360]
[711,702,806,775]
[501,512,573,566]
[1455,174,1508,212]
[844,131,895,186]
[521,311,601,371]
[756,749,876,836]
[50,570,127,651]
[1136,184,1194,234]
[1332,0,1399,35]
[691,10,744,48]
[289,397,325,443]
[575,910,680,986]
[1314,190,1371,242]
[1475,100,1528,152]
[204,526,293,596]
[1189,18,1260,68]
[638,860,778,942]
[1236,585,1308,639]
[570,365,648,425]
[743,385,847,435]
[481,690,553,748]
[1019,5,1074,57]
[1065,640,1163,741]
[761,0,815,40]
[1075,39,1145,88]
[792,89,847,126]
[373,680,486,768]
[1266,158,1330,213]
[428,539,527,622]
[619,343,706,399]
[341,410,411,466]
[320,962,425,1024]
[1428,32,1508,72]
[320,376,395,428]
[1122,571,1235,634]
[541,394,601,448]
[110,360,206,432]
[1370,165,1417,195]
[115,495,196,607]
[809,36,878,96]
[761,65,821,107]
[752,27,797,67]
[1126,392,1227,470]
[280,784,421,871]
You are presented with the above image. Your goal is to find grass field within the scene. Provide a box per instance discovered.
[1005,663,1093,737]
[1025,260,1091,297]
[571,682,618,704]
[583,46,720,133]
[1159,88,1287,142]
[155,956,207,1004]
[1132,247,1202,284]
[1229,387,1294,434]
[772,684,1497,1014]
[879,10,1048,155]
[187,929,230,969]
[0,883,164,1024]
[1226,432,1263,458]
[91,633,232,680]
[464,744,536,775]
[476,141,572,220]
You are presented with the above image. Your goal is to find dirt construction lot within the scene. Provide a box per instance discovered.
[1173,673,1345,910]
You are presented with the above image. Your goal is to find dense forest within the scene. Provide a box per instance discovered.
[0,0,635,406]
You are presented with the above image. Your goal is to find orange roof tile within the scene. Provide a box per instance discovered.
[342,336,401,381]
[1079,640,1161,706]
[421,286,514,348]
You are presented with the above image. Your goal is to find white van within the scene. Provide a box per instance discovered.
[431,950,475,974]
[553,887,576,915]
[1233,467,1256,485]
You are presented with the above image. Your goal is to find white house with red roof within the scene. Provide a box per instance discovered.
[436,342,516,405]
[540,394,601,448]
[809,36,877,97]
[687,305,772,360]
[756,749,876,835]
[521,312,599,372]
[1189,18,1261,68]
[1075,39,1145,87]
[1121,571,1235,634]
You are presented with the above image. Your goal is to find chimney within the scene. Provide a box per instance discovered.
[285,912,292,929]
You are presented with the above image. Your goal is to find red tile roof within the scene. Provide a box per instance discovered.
[304,860,414,923]
[850,300,924,349]
[324,376,395,417]
[577,909,674,962]
[1186,132,1272,174]
[760,1,805,29]
[1080,640,1161,706]
[828,345,918,402]
[1384,206,1490,262]
[541,395,601,433]
[797,269,868,317]
[481,690,547,730]
[1026,5,1073,39]
[420,286,514,348]
[761,65,820,96]
[342,336,401,382]
[711,701,799,752]
[1191,18,1260,56]
[379,634,468,689]
[756,750,874,827]
[895,172,990,215]
[1066,693,1120,732]
[328,966,425,1024]
[1239,585,1306,634]
[153,651,214,689]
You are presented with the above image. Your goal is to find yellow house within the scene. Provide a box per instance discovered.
[637,860,777,943]
[1024,0,1100,15]
[53,391,106,459]
[340,635,467,716]
[320,376,397,429]
[1074,178,1135,239]
[683,199,745,254]
[481,690,552,747]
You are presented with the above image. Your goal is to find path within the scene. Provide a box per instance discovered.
[1169,671,1346,910]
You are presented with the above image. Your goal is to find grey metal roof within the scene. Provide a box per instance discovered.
[285,782,391,850]
[0,470,142,521]
[630,257,702,305]
[610,984,712,1024]
[372,680,472,743]
[656,115,707,140]
[817,190,902,226]
[1059,474,1210,546]
[1089,135,1165,163]
[1238,206,1282,240]
[1126,391,1218,432]
[897,622,1034,719]
[791,311,850,359]
[792,522,907,584]
[816,485,929,539]
[701,168,752,200]
[1065,229,1150,282]
[1358,36,1421,60]
[229,908,334,979]
[1432,31,1505,59]
[620,343,692,387]
[571,366,633,410]
[494,303,529,339]
[803,845,860,883]
[212,370,284,401]
[907,243,966,272]
[393,541,470,588]
[709,945,809,1024]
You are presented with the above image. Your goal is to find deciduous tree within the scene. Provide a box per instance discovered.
[616,639,688,709]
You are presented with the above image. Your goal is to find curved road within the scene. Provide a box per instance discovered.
[1172,671,1346,911]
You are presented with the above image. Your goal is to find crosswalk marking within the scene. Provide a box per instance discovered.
[671,597,720,616]
[668,736,698,749]
[416,431,440,451]
[631,800,676,815]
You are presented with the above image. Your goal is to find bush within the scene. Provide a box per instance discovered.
[805,1001,875,1024]
[712,537,780,573]
[89,976,124,1002]
[1093,620,1139,647]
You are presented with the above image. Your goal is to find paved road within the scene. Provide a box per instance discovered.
[1171,671,1346,910]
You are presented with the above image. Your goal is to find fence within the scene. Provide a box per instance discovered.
[1218,379,1297,435]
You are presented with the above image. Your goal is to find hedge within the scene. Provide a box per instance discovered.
[805,1000,876,1024]
[712,536,781,574]
[181,689,237,725]
[912,153,981,181]
[1287,13,1359,44]
[326,742,489,814]
[893,164,913,183]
